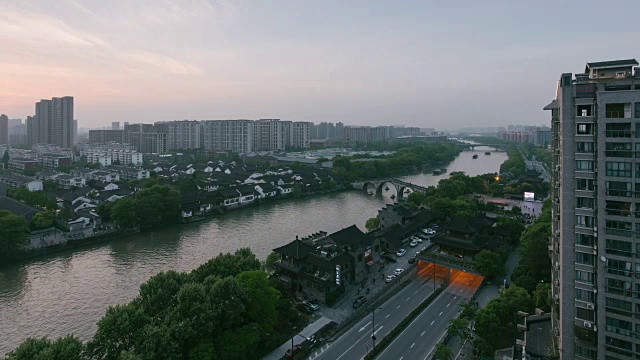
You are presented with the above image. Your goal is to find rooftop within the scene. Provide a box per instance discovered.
[585,59,638,72]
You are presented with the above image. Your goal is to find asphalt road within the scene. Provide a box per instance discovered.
[311,263,448,360]
[376,272,483,360]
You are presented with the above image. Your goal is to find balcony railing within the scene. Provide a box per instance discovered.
[606,190,632,197]
[606,111,629,119]
[605,130,632,137]
[605,208,632,217]
[605,228,633,237]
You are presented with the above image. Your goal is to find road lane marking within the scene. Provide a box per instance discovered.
[335,325,381,360]
[385,314,390,319]
[447,303,450,307]
[414,290,418,294]
[430,320,435,325]
[406,297,410,301]
[358,321,372,332]
[374,326,383,335]
[397,305,401,309]
[421,331,425,336]
[459,289,463,293]
[454,296,457,300]
[439,311,443,316]
[411,343,415,348]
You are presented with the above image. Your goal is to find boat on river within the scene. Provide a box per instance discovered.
[485,152,491,155]
[432,169,445,175]
[472,154,479,159]
[385,186,390,191]
[390,194,396,199]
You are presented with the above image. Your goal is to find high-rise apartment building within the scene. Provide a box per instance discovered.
[253,119,288,151]
[344,126,388,143]
[88,130,128,144]
[0,114,8,145]
[28,97,74,148]
[163,120,201,150]
[129,131,167,154]
[545,59,640,360]
[202,120,254,154]
[73,120,78,144]
[112,122,120,130]
[290,121,311,149]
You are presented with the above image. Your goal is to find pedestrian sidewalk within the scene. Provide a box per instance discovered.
[264,316,334,360]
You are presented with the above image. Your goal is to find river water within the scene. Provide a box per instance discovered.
[0,146,505,355]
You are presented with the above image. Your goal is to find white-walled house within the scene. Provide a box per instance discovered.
[0,173,43,192]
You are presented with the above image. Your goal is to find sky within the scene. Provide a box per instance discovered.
[0,0,639,130]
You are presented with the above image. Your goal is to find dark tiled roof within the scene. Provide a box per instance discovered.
[377,224,407,249]
[0,196,40,221]
[326,225,373,249]
[273,239,315,260]
[585,59,638,71]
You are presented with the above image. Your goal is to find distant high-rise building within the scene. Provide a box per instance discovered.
[335,122,345,140]
[344,126,388,143]
[162,120,201,150]
[28,96,74,148]
[73,120,78,144]
[111,122,120,130]
[0,114,8,145]
[124,122,129,127]
[9,124,27,146]
[545,58,640,360]
[289,122,311,149]
[253,119,289,151]
[202,120,254,154]
[89,130,128,144]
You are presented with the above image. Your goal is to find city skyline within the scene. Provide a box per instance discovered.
[2,1,638,129]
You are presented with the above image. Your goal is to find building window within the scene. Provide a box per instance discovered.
[605,220,632,237]
[576,142,595,153]
[606,297,632,316]
[605,200,631,217]
[605,103,630,119]
[575,345,596,360]
[606,317,633,337]
[606,122,631,137]
[635,102,640,118]
[577,178,595,191]
[606,162,632,177]
[606,181,631,197]
[576,270,595,284]
[606,259,632,277]
[605,278,633,296]
[576,160,594,171]
[576,252,595,266]
[577,123,594,135]
[606,142,632,157]
[576,288,595,302]
[577,105,593,117]
[576,215,594,227]
[606,239,632,257]
[605,336,633,355]
[576,306,595,321]
[577,234,595,246]
[577,197,595,209]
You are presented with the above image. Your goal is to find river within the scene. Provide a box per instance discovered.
[0,146,505,355]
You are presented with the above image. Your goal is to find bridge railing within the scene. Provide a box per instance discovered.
[417,252,479,274]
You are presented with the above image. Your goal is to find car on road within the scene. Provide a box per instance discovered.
[394,268,404,276]
[411,236,423,243]
[409,239,419,247]
[353,295,367,309]
[285,345,303,358]
[302,300,319,311]
[385,274,396,283]
[396,249,407,257]
[417,233,429,240]
[421,228,435,235]
[408,255,416,264]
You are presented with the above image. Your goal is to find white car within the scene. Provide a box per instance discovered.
[409,239,419,247]
[385,274,396,283]
[396,249,407,257]
[411,236,423,243]
[421,228,435,235]
[394,268,404,276]
[302,301,319,311]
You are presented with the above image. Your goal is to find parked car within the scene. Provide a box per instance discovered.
[385,274,396,283]
[302,300,319,311]
[408,255,417,264]
[285,345,303,358]
[409,239,419,247]
[353,295,367,309]
[297,303,313,314]
[396,249,407,257]
[411,236,423,243]
[417,233,430,240]
[421,228,435,235]
[394,268,404,276]
[383,254,397,263]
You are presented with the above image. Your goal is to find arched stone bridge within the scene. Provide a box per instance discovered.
[351,178,429,196]
[457,143,507,151]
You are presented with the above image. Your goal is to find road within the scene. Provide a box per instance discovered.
[376,271,483,360]
[312,262,449,360]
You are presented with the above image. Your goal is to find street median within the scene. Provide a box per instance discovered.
[363,284,445,360]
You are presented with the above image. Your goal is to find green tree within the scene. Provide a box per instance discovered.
[111,197,138,228]
[0,210,30,257]
[137,270,187,319]
[191,248,262,282]
[237,271,280,330]
[473,250,503,278]
[519,222,551,282]
[433,344,454,360]
[1,150,8,168]
[263,251,281,273]
[533,283,552,312]
[447,317,471,343]
[3,336,83,360]
[365,216,380,232]
[31,210,54,229]
[86,303,151,359]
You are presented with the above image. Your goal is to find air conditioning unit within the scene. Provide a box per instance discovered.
[586,303,594,310]
[584,322,593,329]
